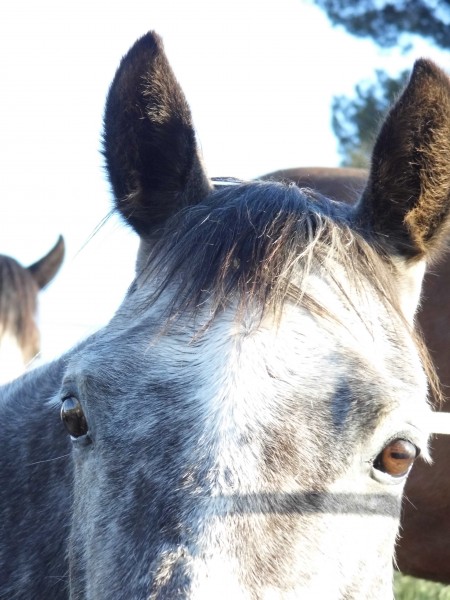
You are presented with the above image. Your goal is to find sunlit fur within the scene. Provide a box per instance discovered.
[1,32,450,600]
[61,181,430,599]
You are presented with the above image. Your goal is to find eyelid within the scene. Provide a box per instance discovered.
[400,424,431,463]
[374,431,427,464]
[370,412,431,463]
[371,465,411,485]
[60,379,81,403]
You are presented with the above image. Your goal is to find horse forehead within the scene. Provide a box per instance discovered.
[94,260,420,383]
[253,295,424,410]
[78,270,425,431]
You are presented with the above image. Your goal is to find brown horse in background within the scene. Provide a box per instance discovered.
[0,236,65,382]
[262,166,450,584]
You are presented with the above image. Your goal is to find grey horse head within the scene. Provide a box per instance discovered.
[2,33,450,599]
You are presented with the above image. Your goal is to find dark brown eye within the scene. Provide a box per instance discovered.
[374,439,418,478]
[61,397,88,438]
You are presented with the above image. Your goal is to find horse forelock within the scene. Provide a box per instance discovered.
[127,179,438,398]
[136,181,401,325]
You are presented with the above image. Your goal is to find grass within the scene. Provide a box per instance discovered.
[394,573,450,599]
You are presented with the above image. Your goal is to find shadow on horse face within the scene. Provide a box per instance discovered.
[2,33,450,599]
[262,165,450,585]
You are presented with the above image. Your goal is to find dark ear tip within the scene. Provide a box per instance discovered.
[121,31,164,62]
[55,235,65,256]
[412,58,438,72]
[410,58,450,87]
[143,31,163,47]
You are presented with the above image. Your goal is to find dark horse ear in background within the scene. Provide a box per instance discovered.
[103,32,212,238]
[355,59,450,263]
[28,235,65,289]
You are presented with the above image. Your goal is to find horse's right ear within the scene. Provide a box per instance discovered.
[103,32,212,237]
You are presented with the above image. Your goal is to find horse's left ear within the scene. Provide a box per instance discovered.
[103,32,212,237]
[354,59,450,318]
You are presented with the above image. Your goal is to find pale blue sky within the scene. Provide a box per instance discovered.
[0,0,447,361]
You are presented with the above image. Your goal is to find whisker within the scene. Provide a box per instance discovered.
[26,452,71,467]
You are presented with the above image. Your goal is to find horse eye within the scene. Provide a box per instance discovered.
[61,397,88,438]
[374,439,418,478]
